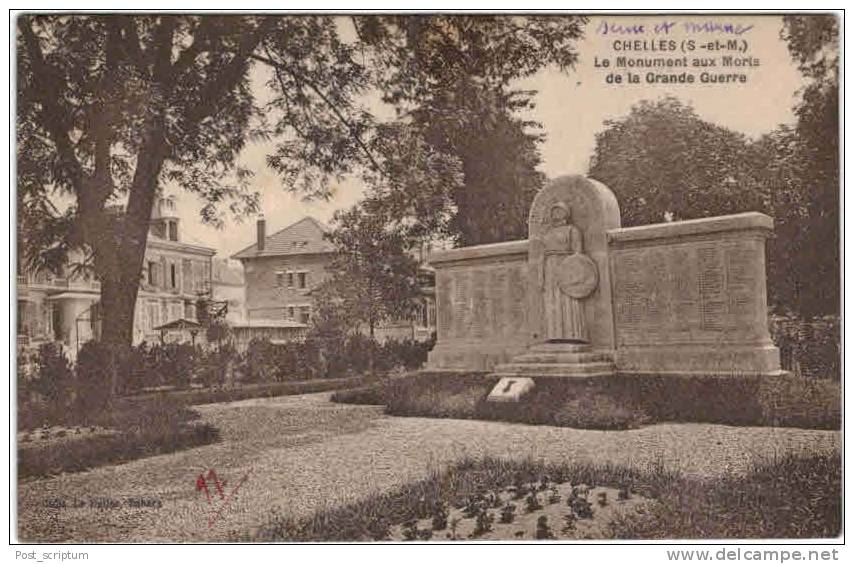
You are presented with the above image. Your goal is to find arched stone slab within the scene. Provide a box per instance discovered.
[527,175,621,349]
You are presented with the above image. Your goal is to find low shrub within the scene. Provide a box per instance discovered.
[133,375,367,406]
[18,396,219,478]
[239,338,323,383]
[239,334,434,382]
[329,382,389,405]
[552,394,649,430]
[17,343,76,429]
[770,315,840,380]
[195,344,238,388]
[381,336,435,371]
[342,371,839,431]
[385,373,495,419]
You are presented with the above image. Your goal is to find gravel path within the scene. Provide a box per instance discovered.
[17,392,840,543]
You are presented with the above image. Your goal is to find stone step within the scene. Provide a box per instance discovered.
[527,343,593,354]
[491,361,616,377]
[491,369,615,379]
[512,351,613,364]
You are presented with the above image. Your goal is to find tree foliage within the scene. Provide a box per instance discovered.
[779,14,839,316]
[17,14,590,365]
[319,201,423,338]
[16,15,377,352]
[587,17,841,322]
[588,97,767,227]
[353,15,587,245]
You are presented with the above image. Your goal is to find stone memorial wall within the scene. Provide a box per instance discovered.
[608,212,781,375]
[427,240,532,371]
[426,175,782,377]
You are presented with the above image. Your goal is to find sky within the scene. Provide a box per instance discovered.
[173,14,805,258]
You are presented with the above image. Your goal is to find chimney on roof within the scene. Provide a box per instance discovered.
[256,216,266,252]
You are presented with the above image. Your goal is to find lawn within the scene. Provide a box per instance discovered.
[18,375,369,479]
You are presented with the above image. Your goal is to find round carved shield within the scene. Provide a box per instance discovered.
[556,253,599,299]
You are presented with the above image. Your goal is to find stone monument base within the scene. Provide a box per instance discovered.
[616,342,783,376]
[491,343,616,378]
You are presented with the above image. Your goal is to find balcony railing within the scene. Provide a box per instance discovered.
[17,272,100,290]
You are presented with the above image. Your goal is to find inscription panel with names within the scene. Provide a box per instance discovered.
[612,239,764,346]
[443,261,528,342]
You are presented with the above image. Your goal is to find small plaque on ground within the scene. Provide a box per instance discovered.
[487,377,535,403]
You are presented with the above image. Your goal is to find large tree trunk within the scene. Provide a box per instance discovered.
[91,118,168,394]
[368,315,376,378]
[100,277,137,347]
[98,275,138,396]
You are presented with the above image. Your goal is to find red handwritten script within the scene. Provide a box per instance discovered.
[195,469,249,528]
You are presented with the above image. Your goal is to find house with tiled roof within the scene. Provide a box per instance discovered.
[230,215,436,349]
[231,216,334,328]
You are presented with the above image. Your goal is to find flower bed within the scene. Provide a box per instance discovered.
[18,398,219,479]
[248,453,841,541]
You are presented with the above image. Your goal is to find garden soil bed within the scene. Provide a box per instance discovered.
[389,482,656,541]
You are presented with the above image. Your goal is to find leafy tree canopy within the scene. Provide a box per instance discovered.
[17,15,589,354]
[588,97,767,227]
[353,15,587,245]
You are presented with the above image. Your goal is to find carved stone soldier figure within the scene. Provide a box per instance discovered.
[535,202,598,343]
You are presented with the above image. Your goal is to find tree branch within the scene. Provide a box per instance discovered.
[251,51,382,174]
[184,16,277,124]
[18,18,87,196]
[90,18,123,201]
[118,16,149,78]
[169,17,212,79]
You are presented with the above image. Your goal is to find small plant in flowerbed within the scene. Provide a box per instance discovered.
[539,475,552,491]
[509,477,529,500]
[618,485,631,502]
[401,519,419,541]
[562,512,577,534]
[368,518,391,541]
[462,495,486,519]
[535,516,555,539]
[447,517,462,540]
[548,487,562,505]
[431,502,449,531]
[471,508,495,538]
[499,503,517,524]
[569,495,595,520]
[525,491,543,513]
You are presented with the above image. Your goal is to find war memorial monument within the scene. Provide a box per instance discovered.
[426,175,781,400]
